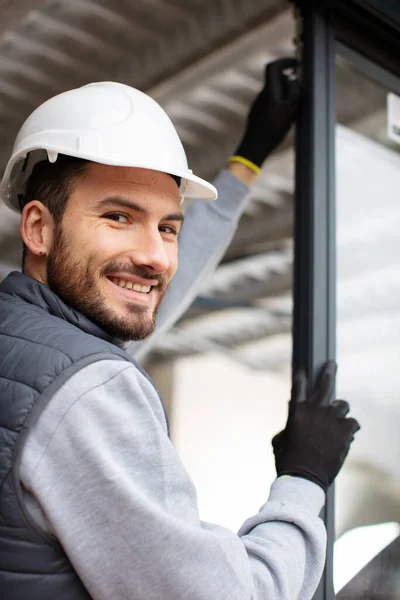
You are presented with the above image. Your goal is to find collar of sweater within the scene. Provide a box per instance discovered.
[0,271,119,345]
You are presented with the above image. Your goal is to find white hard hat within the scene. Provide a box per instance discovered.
[0,81,217,212]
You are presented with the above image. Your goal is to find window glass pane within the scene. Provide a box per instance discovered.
[335,53,400,598]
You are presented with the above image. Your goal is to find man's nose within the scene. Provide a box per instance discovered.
[130,229,170,274]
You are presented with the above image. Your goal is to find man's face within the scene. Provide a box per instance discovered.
[45,163,183,341]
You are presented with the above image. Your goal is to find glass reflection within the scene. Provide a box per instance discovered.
[334,54,400,597]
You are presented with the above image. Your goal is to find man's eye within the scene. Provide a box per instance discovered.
[104,213,129,224]
[159,225,178,235]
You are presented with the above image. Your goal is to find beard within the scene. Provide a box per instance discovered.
[46,226,167,342]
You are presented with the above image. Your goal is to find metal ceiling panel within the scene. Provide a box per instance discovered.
[0,0,48,35]
[0,0,288,173]
[0,1,394,369]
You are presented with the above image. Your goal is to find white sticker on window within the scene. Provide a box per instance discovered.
[387,92,400,144]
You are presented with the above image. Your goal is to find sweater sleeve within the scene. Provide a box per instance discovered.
[20,359,327,600]
[128,170,250,361]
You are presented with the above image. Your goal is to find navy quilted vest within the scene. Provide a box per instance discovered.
[0,271,165,599]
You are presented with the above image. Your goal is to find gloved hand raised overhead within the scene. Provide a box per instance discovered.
[272,360,360,492]
[232,57,301,170]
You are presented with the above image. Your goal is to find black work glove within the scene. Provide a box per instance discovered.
[272,360,360,492]
[233,58,301,167]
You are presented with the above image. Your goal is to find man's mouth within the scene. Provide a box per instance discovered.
[108,276,152,294]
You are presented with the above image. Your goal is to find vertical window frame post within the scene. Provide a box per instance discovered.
[292,2,336,600]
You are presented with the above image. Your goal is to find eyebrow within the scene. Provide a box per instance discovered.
[95,195,184,223]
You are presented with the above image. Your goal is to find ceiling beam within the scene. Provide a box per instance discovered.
[149,9,293,104]
[0,0,48,36]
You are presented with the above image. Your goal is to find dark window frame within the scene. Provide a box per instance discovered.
[291,1,400,599]
[291,3,336,600]
[330,0,400,78]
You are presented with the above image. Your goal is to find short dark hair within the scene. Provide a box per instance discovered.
[22,154,89,220]
[21,154,88,268]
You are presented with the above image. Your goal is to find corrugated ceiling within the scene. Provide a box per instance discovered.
[0,0,393,368]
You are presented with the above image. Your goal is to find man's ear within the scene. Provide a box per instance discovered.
[20,201,54,258]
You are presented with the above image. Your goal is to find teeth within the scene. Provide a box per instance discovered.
[110,277,151,294]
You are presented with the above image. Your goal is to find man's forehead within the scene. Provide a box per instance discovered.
[85,162,178,189]
[69,162,181,214]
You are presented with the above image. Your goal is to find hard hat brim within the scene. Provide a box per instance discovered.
[0,148,218,212]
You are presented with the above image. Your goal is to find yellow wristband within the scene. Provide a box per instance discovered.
[228,155,261,176]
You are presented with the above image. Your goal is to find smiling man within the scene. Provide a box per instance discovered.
[0,77,359,600]
[24,161,183,342]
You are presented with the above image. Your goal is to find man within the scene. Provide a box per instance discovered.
[0,63,359,599]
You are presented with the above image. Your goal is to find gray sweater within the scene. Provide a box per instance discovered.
[19,171,327,599]
[20,360,326,600]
